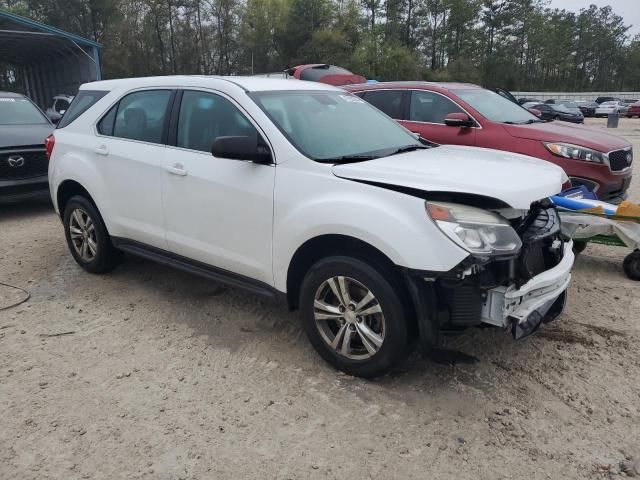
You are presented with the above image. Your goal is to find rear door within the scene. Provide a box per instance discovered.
[93,88,174,249]
[401,90,477,146]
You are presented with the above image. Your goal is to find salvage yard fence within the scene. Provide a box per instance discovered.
[513,92,640,101]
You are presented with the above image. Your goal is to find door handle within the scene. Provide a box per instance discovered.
[165,163,188,176]
[94,145,109,156]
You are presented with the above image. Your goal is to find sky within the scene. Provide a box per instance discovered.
[549,0,640,37]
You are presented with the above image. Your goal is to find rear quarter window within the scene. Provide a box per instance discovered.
[57,90,108,128]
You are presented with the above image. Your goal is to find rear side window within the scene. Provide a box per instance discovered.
[409,91,464,124]
[97,105,117,135]
[98,90,172,144]
[362,90,405,119]
[57,90,108,128]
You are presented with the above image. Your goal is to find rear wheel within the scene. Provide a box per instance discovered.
[63,196,122,273]
[299,256,410,378]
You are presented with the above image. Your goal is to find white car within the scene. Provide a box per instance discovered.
[595,101,627,117]
[45,94,74,124]
[47,76,574,377]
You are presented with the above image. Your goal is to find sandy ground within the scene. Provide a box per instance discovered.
[1,118,640,480]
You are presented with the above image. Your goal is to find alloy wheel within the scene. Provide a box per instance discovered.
[313,276,386,360]
[69,208,98,262]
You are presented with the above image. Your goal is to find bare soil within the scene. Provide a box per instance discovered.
[1,118,639,479]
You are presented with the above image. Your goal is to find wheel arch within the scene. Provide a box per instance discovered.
[285,234,409,311]
[56,180,99,219]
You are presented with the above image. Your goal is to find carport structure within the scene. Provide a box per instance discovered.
[0,10,101,108]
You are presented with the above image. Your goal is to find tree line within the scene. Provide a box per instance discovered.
[3,0,640,91]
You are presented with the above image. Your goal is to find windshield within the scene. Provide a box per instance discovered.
[453,89,539,124]
[0,97,49,125]
[554,104,571,113]
[250,90,423,162]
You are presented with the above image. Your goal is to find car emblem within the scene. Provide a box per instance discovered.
[7,155,25,167]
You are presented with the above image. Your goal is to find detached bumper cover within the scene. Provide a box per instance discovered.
[481,242,575,336]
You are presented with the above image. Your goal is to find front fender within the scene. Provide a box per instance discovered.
[272,167,469,291]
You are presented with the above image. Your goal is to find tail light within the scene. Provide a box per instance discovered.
[45,134,55,160]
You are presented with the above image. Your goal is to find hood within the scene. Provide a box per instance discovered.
[332,145,565,210]
[503,121,629,152]
[0,124,53,149]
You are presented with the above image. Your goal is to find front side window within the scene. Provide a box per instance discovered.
[177,90,258,153]
[251,90,422,162]
[0,97,49,125]
[453,89,540,125]
[363,90,405,119]
[58,90,108,128]
[409,91,464,124]
[100,90,172,144]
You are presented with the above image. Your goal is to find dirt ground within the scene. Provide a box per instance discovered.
[1,118,639,480]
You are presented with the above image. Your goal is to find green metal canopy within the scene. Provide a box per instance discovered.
[0,10,101,107]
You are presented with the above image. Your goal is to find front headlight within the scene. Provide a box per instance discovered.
[425,202,522,256]
[543,142,606,164]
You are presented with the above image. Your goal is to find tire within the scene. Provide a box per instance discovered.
[299,256,410,378]
[573,240,588,255]
[63,195,122,273]
[623,250,640,281]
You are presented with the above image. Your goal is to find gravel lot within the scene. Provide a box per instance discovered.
[1,118,639,480]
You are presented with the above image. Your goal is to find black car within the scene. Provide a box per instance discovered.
[0,92,53,201]
[530,103,584,124]
[518,97,541,105]
[575,100,599,117]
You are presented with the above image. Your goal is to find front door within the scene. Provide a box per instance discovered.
[401,90,477,146]
[161,89,275,285]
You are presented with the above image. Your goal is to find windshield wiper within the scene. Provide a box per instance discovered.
[321,144,427,164]
[388,144,428,156]
[320,154,379,164]
[504,119,544,125]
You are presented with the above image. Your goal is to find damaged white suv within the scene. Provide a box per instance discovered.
[48,76,574,377]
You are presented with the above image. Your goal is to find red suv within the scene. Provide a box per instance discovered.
[344,82,633,202]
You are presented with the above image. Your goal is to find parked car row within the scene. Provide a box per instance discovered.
[344,82,632,202]
[517,95,640,118]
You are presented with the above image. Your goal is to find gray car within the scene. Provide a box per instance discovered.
[0,91,53,201]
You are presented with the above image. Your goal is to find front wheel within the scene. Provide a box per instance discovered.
[299,256,411,378]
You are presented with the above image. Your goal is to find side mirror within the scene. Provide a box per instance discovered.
[528,108,542,118]
[211,136,272,164]
[444,112,474,128]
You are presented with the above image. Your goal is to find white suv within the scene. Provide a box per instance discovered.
[48,76,574,377]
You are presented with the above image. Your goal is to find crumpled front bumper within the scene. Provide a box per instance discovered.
[481,241,575,338]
